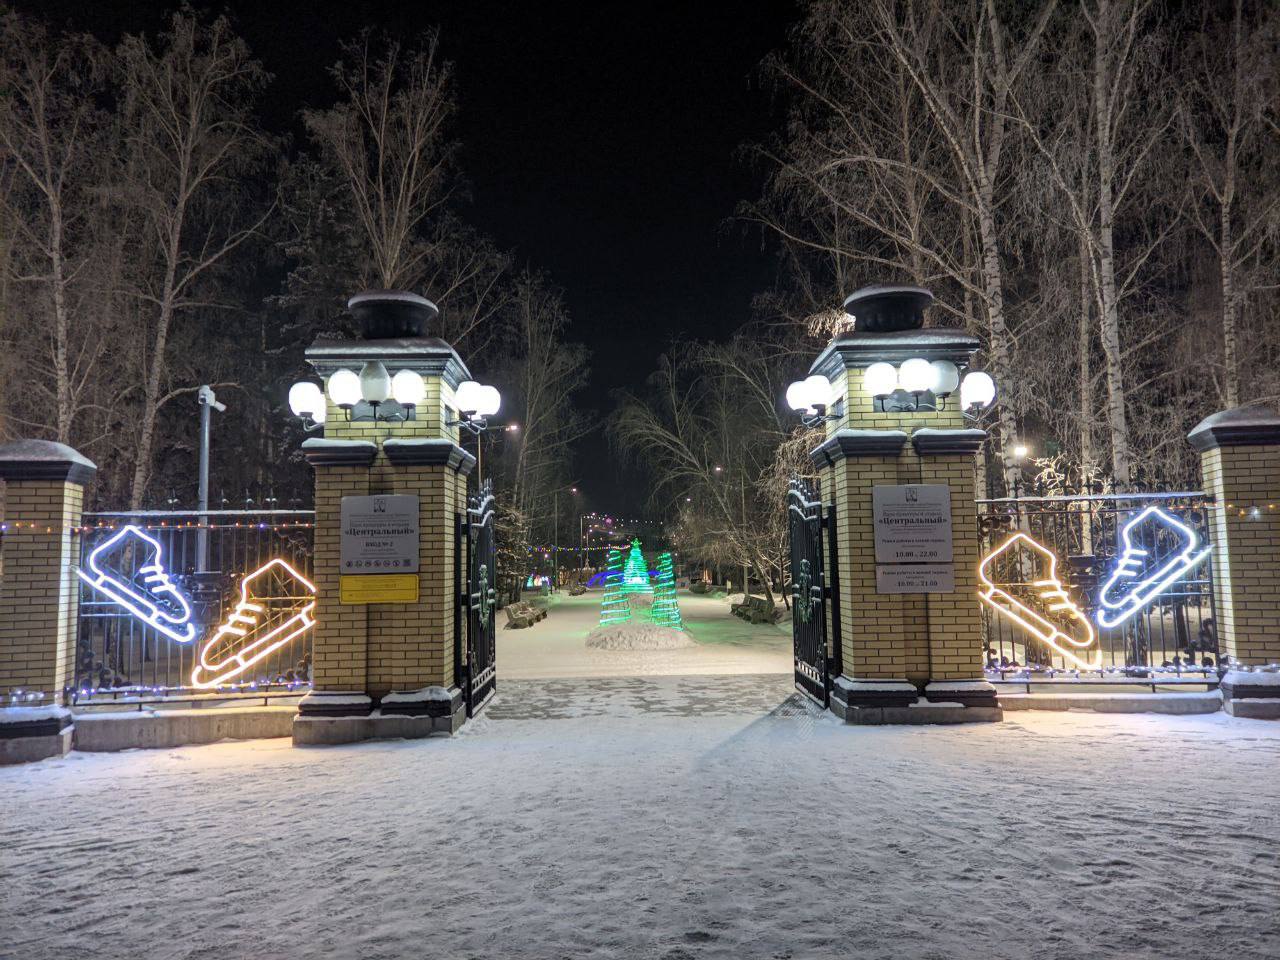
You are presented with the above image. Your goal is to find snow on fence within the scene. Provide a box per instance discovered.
[976,492,1217,676]
[74,510,315,703]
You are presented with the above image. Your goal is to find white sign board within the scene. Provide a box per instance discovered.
[875,563,956,594]
[872,484,953,563]
[340,495,419,574]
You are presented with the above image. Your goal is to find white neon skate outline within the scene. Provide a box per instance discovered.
[76,525,196,643]
[1095,506,1212,629]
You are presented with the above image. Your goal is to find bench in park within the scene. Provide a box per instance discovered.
[504,601,548,629]
[731,595,781,625]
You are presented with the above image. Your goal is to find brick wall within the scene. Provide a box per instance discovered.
[1201,444,1280,665]
[0,480,85,703]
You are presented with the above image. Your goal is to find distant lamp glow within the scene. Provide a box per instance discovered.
[899,357,933,394]
[326,368,361,408]
[929,360,960,396]
[391,369,425,408]
[960,370,996,411]
[1013,444,1029,460]
[288,381,324,419]
[864,362,898,398]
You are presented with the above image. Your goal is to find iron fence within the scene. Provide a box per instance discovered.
[977,492,1217,677]
[75,510,315,702]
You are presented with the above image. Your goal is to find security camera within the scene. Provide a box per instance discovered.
[198,385,227,413]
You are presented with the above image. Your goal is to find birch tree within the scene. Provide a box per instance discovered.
[1179,0,1280,408]
[116,12,272,507]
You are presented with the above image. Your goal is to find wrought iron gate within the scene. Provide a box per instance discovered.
[459,480,497,716]
[788,478,839,705]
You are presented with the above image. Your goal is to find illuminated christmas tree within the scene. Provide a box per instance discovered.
[598,547,631,625]
[621,539,652,596]
[649,551,683,630]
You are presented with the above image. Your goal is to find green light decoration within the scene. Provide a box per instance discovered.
[649,551,683,630]
[621,539,652,596]
[598,546,631,626]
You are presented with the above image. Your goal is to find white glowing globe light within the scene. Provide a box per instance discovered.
[929,360,960,396]
[802,374,834,409]
[864,362,898,398]
[785,380,810,412]
[960,370,996,410]
[899,358,933,394]
[454,379,484,414]
[311,403,327,425]
[326,368,361,407]
[391,369,425,407]
[288,381,323,418]
[477,384,502,417]
[359,360,391,404]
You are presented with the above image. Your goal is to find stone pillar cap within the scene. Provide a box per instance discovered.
[1188,404,1280,451]
[0,439,97,484]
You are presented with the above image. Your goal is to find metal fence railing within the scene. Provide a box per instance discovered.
[977,492,1217,677]
[75,510,315,702]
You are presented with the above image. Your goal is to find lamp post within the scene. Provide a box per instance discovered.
[196,385,226,573]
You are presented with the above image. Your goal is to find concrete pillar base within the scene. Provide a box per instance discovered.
[0,708,74,765]
[1221,671,1280,720]
[831,676,918,709]
[831,701,1003,725]
[292,700,466,746]
[923,679,999,709]
[298,690,374,717]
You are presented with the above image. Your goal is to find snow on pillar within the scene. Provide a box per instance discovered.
[294,291,474,742]
[0,440,96,764]
[808,286,999,723]
[1189,405,1280,719]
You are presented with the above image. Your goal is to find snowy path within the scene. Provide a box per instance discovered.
[497,589,791,679]
[5,675,1280,960]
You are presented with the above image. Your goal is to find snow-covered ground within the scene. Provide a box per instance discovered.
[4,675,1279,960]
[497,589,791,678]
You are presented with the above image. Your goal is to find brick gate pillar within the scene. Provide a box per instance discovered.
[294,291,476,744]
[1188,405,1280,719]
[808,286,1000,723]
[0,440,96,763]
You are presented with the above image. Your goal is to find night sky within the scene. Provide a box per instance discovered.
[23,0,799,515]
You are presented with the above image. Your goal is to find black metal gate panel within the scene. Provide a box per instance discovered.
[789,477,831,705]
[463,480,497,716]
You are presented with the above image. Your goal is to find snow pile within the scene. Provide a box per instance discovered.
[585,623,696,651]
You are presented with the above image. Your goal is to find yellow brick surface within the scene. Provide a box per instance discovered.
[0,480,87,703]
[1200,444,1280,665]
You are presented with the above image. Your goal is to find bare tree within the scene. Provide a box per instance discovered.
[0,15,114,443]
[115,12,272,507]
[1179,0,1280,408]
[302,31,456,291]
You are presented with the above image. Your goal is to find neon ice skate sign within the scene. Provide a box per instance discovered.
[191,558,317,689]
[977,532,1101,671]
[1095,506,1211,629]
[77,525,196,643]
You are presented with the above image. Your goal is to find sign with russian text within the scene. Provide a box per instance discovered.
[875,563,955,594]
[340,495,419,574]
[872,484,953,563]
